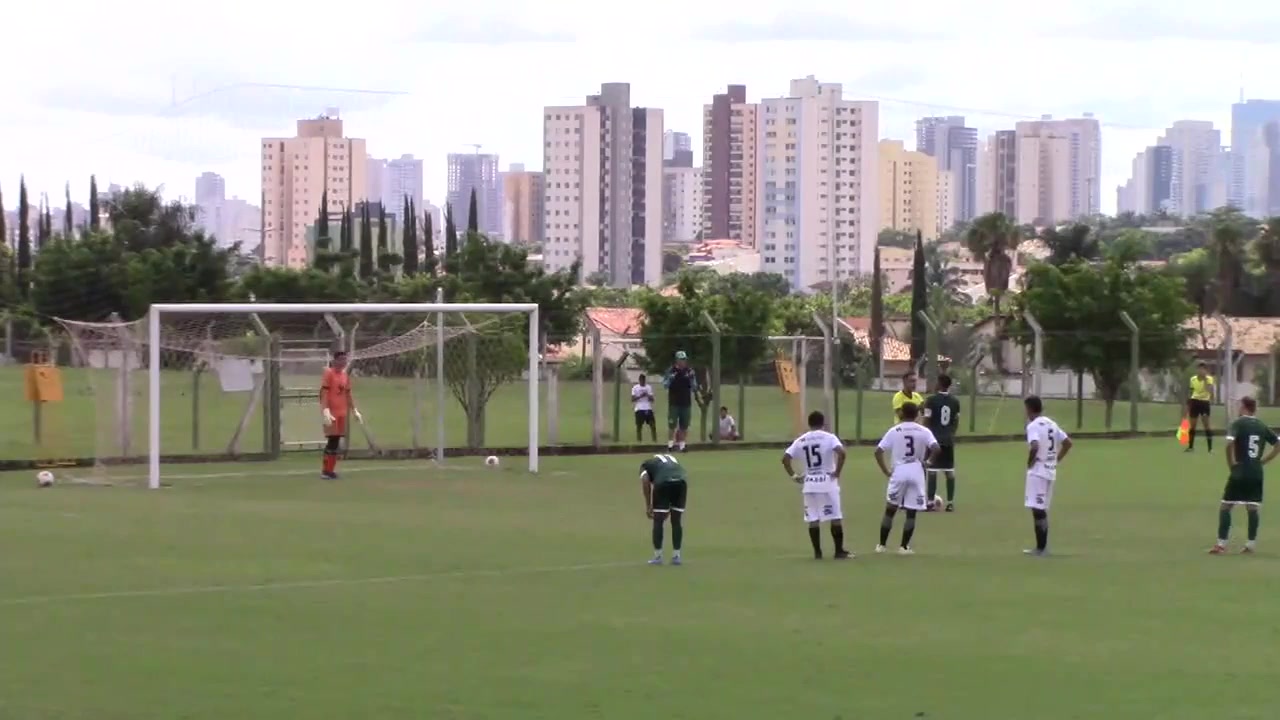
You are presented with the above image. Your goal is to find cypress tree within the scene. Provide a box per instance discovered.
[17,178,31,299]
[402,197,419,276]
[870,246,884,379]
[339,207,353,253]
[0,184,7,276]
[39,196,52,250]
[910,230,928,368]
[316,189,330,247]
[444,202,458,261]
[467,187,479,235]
[64,184,74,237]
[358,203,374,278]
[423,210,436,275]
[88,175,100,231]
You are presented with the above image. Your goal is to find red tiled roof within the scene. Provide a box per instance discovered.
[585,307,645,336]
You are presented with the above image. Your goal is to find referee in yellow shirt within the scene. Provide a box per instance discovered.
[1187,361,1215,452]
[892,371,926,423]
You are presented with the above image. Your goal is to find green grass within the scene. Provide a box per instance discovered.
[5,364,1278,463]
[3,438,1280,719]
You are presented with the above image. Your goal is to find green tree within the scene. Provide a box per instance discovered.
[312,189,340,273]
[1015,254,1193,425]
[63,184,74,237]
[878,228,915,249]
[909,231,927,363]
[104,184,205,252]
[637,274,775,439]
[1042,223,1100,266]
[88,175,100,232]
[402,197,420,276]
[444,203,458,260]
[339,207,353,253]
[17,178,30,299]
[375,202,400,273]
[38,196,52,250]
[662,248,684,274]
[422,210,436,276]
[358,203,374,279]
[467,187,479,234]
[965,212,1017,314]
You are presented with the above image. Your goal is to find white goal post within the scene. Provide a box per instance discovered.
[146,302,541,489]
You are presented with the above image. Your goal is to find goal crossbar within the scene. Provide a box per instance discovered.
[147,302,541,488]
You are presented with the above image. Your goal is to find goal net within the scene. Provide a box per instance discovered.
[56,302,541,488]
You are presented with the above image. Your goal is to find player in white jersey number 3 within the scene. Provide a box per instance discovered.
[782,411,851,559]
[874,402,941,555]
[1023,396,1073,556]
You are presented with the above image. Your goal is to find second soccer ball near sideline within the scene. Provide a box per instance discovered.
[484,456,500,467]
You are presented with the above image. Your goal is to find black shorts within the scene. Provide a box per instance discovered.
[635,409,656,427]
[652,481,688,513]
[1189,399,1212,418]
[931,445,956,472]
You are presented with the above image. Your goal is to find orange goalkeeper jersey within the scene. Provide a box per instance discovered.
[321,367,351,416]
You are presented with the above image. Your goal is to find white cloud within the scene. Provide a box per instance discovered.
[4,0,1280,214]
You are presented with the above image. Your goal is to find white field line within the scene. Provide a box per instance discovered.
[0,554,809,607]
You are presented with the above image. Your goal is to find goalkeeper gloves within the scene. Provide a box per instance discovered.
[323,408,336,425]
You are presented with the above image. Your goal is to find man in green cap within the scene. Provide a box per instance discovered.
[663,350,697,452]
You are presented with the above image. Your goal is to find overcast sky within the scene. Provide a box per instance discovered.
[4,0,1280,215]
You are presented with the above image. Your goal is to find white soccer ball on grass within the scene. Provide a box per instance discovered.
[931,494,944,511]
[37,470,55,487]
[484,455,500,468]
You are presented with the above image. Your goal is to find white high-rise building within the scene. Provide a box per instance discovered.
[663,165,702,243]
[1011,115,1101,225]
[1156,121,1222,216]
[542,83,664,286]
[261,109,367,267]
[447,152,502,238]
[757,76,878,290]
[385,154,424,211]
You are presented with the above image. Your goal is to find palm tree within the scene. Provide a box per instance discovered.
[1041,223,1100,266]
[1205,207,1249,315]
[964,212,1017,314]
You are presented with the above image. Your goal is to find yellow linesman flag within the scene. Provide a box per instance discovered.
[1177,417,1191,447]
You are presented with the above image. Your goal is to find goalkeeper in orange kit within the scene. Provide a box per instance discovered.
[320,351,362,480]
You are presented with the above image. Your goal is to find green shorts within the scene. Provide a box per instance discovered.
[1223,473,1263,505]
[668,404,692,431]
[652,481,688,513]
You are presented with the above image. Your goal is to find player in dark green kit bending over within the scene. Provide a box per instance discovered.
[1210,397,1280,555]
[641,454,689,565]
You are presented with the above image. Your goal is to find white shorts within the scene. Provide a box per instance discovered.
[1024,472,1056,510]
[802,490,843,523]
[887,467,928,510]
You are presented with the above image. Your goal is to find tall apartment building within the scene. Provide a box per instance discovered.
[1155,121,1221,216]
[385,154,424,211]
[446,152,502,238]
[663,165,702,243]
[664,130,693,167]
[878,140,941,240]
[261,109,367,267]
[757,76,878,290]
[1117,149,1148,214]
[702,85,759,246]
[1008,115,1102,225]
[1230,99,1280,214]
[542,83,664,286]
[976,130,1019,219]
[500,164,545,244]
[915,116,978,224]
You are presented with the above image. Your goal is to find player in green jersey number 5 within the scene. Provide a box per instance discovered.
[641,454,689,565]
[1210,397,1280,555]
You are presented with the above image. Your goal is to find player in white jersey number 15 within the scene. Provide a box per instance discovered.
[782,411,851,560]
[1023,396,1073,557]
[874,402,940,555]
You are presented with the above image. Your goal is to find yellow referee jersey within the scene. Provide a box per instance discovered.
[892,391,925,421]
[1189,375,1215,402]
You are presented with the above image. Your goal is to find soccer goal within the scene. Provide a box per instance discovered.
[57,302,541,488]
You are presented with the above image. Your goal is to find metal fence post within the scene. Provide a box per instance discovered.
[813,313,834,432]
[591,324,603,448]
[701,311,721,446]
[1023,311,1044,398]
[917,310,939,392]
[1215,314,1233,424]
[1119,311,1139,432]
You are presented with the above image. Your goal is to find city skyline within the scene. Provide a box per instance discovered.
[8,1,1280,217]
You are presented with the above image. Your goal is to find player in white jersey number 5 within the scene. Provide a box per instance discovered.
[1023,396,1072,556]
[782,411,851,560]
[874,402,940,555]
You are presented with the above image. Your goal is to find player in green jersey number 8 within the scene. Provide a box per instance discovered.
[1210,396,1280,554]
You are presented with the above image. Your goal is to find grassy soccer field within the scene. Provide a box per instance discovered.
[2,363,1270,463]
[3,438,1279,719]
